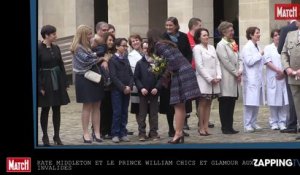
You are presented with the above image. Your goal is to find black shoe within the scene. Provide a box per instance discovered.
[183,119,190,130]
[280,128,297,133]
[53,136,64,145]
[92,133,103,143]
[127,131,134,135]
[83,136,92,143]
[183,131,190,137]
[42,135,50,147]
[168,131,175,137]
[208,122,215,128]
[229,129,239,134]
[168,136,184,144]
[296,136,300,140]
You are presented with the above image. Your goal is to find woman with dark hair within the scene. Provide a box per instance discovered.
[38,25,70,146]
[161,17,193,135]
[91,32,116,139]
[147,29,201,144]
[241,26,265,133]
[263,29,288,130]
[193,28,222,136]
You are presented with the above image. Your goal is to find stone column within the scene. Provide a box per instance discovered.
[239,0,290,49]
[108,0,149,38]
[38,0,94,39]
[167,0,214,44]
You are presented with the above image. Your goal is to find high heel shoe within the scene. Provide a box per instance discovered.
[168,135,184,144]
[83,135,92,143]
[53,136,64,145]
[205,131,211,135]
[198,130,208,136]
[92,133,103,143]
[42,135,50,146]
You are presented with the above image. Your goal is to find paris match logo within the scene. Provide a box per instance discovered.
[6,157,31,173]
[275,4,300,20]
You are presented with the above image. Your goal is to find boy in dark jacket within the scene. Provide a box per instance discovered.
[109,38,133,143]
[134,52,162,141]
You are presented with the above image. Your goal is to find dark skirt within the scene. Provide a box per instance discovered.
[75,72,104,103]
[38,69,70,107]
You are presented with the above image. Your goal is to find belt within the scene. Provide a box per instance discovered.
[43,66,60,91]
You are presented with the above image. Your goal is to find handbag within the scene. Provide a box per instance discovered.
[84,70,102,83]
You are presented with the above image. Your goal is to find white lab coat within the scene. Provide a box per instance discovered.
[263,43,289,106]
[241,40,265,106]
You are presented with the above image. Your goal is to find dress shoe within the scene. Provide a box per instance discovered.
[252,124,262,131]
[271,125,279,130]
[83,136,92,143]
[183,131,190,137]
[278,123,286,130]
[53,136,64,145]
[296,136,300,140]
[183,118,190,130]
[198,130,209,136]
[168,135,184,144]
[42,135,50,146]
[244,126,255,133]
[168,131,175,137]
[92,133,103,143]
[280,128,297,133]
[127,131,134,135]
[208,122,215,128]
[229,129,239,134]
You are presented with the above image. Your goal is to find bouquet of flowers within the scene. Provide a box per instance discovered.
[149,54,167,76]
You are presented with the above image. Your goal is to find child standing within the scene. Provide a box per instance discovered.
[134,42,161,141]
[109,38,133,143]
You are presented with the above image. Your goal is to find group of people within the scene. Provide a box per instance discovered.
[38,17,300,146]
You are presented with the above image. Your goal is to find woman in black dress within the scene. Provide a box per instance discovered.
[38,25,70,146]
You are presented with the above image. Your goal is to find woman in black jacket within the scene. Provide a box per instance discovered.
[38,25,70,146]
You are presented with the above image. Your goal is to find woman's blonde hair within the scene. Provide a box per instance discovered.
[70,25,92,54]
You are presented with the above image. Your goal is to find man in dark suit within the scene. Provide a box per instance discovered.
[278,20,298,134]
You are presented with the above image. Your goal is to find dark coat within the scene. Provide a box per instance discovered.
[109,54,134,92]
[163,31,193,63]
[134,57,162,95]
[278,21,297,54]
[38,41,70,107]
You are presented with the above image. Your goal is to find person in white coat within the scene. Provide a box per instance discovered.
[263,29,289,130]
[241,27,265,133]
[128,34,144,135]
[193,28,222,136]
[216,21,242,134]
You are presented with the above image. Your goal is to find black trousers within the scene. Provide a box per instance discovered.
[100,90,113,135]
[40,106,61,138]
[286,81,298,129]
[218,97,236,131]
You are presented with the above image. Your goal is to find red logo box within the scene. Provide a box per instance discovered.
[275,4,300,20]
[6,157,31,173]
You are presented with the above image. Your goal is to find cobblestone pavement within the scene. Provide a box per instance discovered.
[37,85,299,147]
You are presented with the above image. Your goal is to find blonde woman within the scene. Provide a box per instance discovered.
[70,25,104,143]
